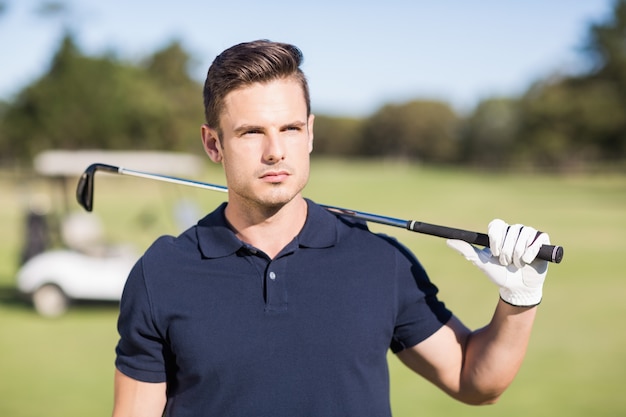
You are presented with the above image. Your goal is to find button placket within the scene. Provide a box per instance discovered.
[265,260,287,312]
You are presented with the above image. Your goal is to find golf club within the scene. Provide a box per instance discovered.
[76,163,564,264]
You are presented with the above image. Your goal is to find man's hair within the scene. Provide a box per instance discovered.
[203,40,311,131]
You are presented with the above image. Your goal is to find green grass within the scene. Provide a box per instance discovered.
[1,159,625,416]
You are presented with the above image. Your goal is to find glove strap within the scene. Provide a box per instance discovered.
[499,295,542,308]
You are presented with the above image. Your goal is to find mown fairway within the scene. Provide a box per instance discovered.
[1,159,624,417]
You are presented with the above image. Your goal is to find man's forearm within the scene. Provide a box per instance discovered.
[460,299,538,403]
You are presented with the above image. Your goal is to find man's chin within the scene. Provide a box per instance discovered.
[233,182,306,211]
[258,189,304,210]
[261,195,296,209]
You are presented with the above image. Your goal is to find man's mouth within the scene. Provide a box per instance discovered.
[260,171,290,183]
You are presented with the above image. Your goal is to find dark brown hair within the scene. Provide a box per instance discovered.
[203,40,311,132]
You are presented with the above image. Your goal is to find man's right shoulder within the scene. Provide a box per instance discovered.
[142,226,200,261]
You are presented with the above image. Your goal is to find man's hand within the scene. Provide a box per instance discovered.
[446,219,549,307]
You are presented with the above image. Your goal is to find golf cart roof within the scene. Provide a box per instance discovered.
[34,150,204,177]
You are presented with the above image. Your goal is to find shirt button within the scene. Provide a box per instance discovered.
[269,272,276,280]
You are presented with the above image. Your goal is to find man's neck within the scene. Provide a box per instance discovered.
[224,197,308,259]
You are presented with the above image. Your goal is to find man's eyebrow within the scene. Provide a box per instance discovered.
[233,124,263,135]
[233,120,307,135]
[284,120,307,128]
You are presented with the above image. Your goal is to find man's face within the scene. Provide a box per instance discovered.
[202,77,314,211]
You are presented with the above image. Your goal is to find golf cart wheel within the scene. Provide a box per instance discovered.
[32,284,69,317]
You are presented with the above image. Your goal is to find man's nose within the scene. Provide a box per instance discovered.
[263,133,285,163]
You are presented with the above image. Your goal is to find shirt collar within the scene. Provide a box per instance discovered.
[196,199,337,259]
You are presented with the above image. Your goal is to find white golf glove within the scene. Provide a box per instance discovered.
[446,219,549,307]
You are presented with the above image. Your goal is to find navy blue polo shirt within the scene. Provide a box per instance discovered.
[115,199,452,417]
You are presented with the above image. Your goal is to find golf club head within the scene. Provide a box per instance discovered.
[76,163,119,212]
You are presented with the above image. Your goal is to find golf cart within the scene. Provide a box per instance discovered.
[16,150,203,317]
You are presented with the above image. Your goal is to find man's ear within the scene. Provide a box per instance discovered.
[201,124,223,163]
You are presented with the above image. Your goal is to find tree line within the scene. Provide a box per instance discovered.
[1,0,625,172]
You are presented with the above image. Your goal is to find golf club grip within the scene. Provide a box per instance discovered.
[407,221,563,263]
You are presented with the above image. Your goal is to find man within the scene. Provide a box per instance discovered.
[112,40,550,417]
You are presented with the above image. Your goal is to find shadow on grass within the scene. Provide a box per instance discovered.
[71,299,120,312]
[0,284,30,310]
[0,283,120,315]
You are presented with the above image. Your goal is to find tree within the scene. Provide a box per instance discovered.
[580,0,626,160]
[143,41,205,152]
[0,34,205,162]
[516,76,625,170]
[310,115,363,156]
[0,1,8,18]
[461,97,521,169]
[510,0,626,170]
[359,100,459,163]
[585,0,626,90]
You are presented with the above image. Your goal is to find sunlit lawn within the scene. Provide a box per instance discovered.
[1,159,624,416]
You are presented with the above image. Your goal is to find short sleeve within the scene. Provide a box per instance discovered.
[115,257,168,383]
[388,239,453,353]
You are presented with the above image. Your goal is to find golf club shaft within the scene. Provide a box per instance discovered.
[77,163,564,263]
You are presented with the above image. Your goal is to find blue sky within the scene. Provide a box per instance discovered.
[0,0,615,116]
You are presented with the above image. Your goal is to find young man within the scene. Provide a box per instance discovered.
[112,40,550,417]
